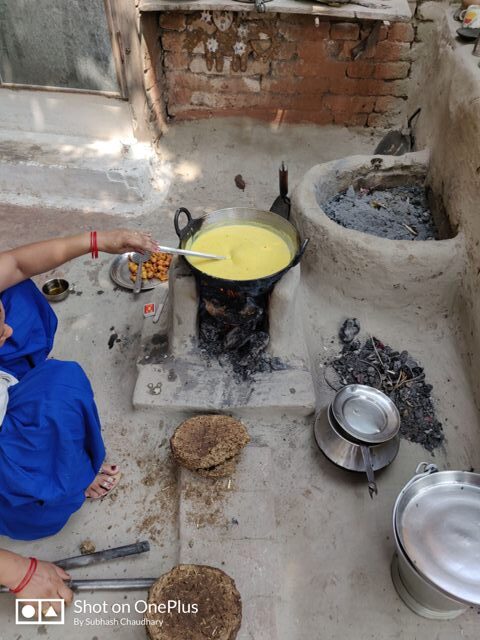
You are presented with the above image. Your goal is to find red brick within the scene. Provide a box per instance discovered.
[168,84,192,107]
[374,61,410,80]
[330,22,360,40]
[159,12,186,31]
[275,42,298,61]
[169,72,261,95]
[297,41,328,62]
[333,112,369,126]
[171,107,319,125]
[388,22,415,43]
[370,40,412,62]
[189,56,270,76]
[280,109,334,124]
[346,62,375,79]
[190,92,265,109]
[262,76,331,96]
[261,76,301,94]
[367,111,402,127]
[278,18,330,41]
[164,50,190,71]
[274,59,347,79]
[296,77,336,94]
[323,94,375,113]
[330,76,410,98]
[374,96,406,113]
[161,31,185,52]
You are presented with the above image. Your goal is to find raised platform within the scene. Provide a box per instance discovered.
[133,258,315,417]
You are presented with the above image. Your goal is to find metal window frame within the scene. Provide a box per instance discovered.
[0,0,128,100]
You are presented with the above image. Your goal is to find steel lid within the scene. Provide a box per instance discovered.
[395,470,480,605]
[331,384,400,444]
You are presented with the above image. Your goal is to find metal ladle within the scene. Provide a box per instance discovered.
[131,246,226,294]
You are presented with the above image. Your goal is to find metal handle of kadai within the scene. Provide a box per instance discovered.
[174,207,194,238]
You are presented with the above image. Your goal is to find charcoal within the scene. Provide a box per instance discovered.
[339,318,360,344]
[198,290,283,382]
[327,319,445,452]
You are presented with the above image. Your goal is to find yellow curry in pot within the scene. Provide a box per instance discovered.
[186,223,293,281]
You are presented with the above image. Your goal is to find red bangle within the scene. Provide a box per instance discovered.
[10,557,38,594]
[90,231,98,259]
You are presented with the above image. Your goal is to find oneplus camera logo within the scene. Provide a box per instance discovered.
[16,599,65,625]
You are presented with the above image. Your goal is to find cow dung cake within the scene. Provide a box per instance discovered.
[170,415,250,478]
[146,564,242,640]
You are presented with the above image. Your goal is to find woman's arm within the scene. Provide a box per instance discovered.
[0,229,157,292]
[0,549,73,608]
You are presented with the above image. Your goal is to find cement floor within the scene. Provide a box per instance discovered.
[0,119,478,639]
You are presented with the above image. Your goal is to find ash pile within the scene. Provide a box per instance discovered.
[198,292,285,381]
[327,319,445,452]
[323,185,438,241]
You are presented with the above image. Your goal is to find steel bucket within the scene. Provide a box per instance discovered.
[391,463,480,619]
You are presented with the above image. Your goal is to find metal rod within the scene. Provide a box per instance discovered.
[0,578,156,594]
[68,578,156,591]
[156,245,226,260]
[55,541,150,571]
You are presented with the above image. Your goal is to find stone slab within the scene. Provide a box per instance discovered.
[140,0,412,23]
[133,359,315,416]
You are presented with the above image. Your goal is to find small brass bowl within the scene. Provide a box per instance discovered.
[42,278,70,302]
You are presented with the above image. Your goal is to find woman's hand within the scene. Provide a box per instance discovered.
[16,561,73,611]
[0,551,73,612]
[97,229,157,255]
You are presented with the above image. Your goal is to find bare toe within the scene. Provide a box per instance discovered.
[99,464,120,476]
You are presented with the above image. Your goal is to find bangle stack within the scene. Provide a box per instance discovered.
[90,231,98,259]
[10,557,38,594]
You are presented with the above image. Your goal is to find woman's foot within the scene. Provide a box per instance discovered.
[85,464,122,499]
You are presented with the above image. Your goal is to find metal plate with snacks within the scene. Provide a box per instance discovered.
[110,253,165,291]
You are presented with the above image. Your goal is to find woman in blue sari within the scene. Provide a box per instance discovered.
[0,229,155,604]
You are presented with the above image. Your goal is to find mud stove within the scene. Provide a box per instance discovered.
[134,209,315,417]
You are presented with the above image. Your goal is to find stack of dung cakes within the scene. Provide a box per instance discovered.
[170,415,250,478]
[146,565,242,640]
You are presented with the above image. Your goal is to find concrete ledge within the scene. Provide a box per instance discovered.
[133,358,315,417]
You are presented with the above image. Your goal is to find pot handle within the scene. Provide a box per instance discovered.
[360,446,378,499]
[401,462,438,495]
[174,207,193,238]
[291,238,310,267]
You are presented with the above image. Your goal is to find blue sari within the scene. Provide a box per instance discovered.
[0,280,105,540]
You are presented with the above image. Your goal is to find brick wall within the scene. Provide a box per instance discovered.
[157,12,414,127]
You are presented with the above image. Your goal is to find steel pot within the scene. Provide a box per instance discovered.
[174,207,308,296]
[392,463,480,619]
[313,404,400,489]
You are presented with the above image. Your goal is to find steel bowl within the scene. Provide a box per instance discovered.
[313,405,400,473]
[42,278,70,302]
